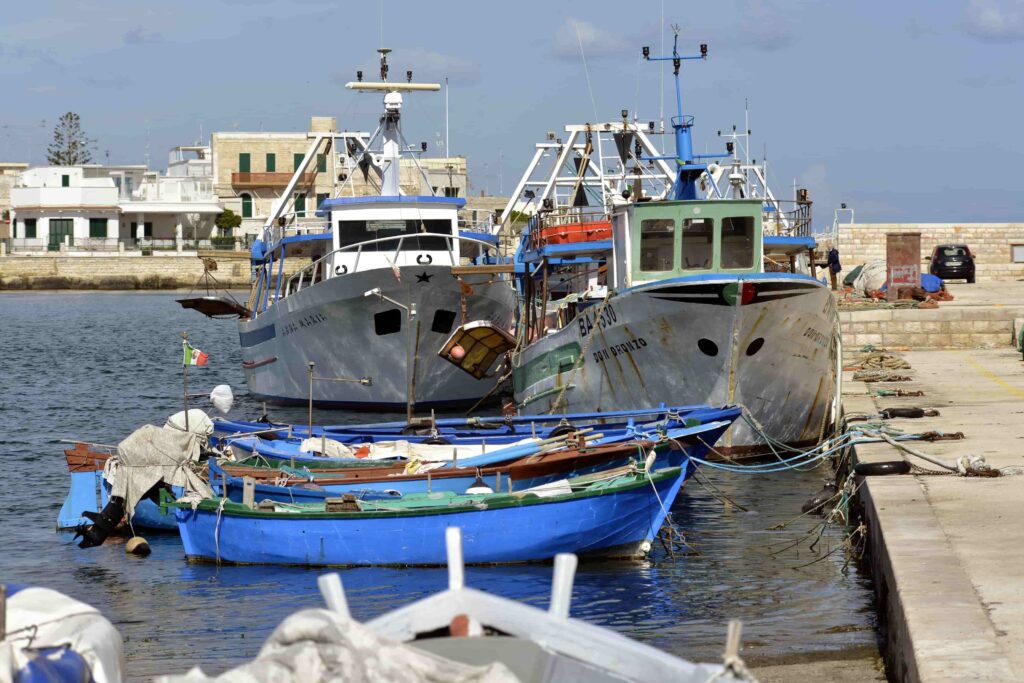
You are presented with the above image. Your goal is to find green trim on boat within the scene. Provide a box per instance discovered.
[512,342,582,389]
[168,466,683,520]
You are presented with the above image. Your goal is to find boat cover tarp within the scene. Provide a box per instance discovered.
[106,410,213,517]
[0,586,123,683]
[852,260,888,295]
[155,608,518,683]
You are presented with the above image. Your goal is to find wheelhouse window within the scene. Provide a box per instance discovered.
[336,219,453,251]
[639,219,675,272]
[680,218,714,270]
[720,216,755,269]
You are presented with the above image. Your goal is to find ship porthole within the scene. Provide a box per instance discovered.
[746,338,765,356]
[697,338,718,357]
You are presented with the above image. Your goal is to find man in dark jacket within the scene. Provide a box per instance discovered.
[826,244,841,290]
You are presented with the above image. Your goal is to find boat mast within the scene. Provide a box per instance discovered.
[642,26,725,200]
[346,49,440,197]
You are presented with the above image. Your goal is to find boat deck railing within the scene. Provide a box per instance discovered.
[763,200,813,238]
[282,233,502,299]
[528,207,611,250]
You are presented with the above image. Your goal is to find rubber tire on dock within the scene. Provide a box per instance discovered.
[854,460,911,476]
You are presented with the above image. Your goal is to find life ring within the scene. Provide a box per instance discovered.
[335,264,348,275]
[854,460,911,476]
[416,254,432,265]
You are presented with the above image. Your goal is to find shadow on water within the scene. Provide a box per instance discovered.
[0,292,877,678]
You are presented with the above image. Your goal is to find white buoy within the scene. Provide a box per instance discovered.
[125,537,151,557]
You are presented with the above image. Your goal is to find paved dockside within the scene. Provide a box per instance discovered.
[848,348,1024,682]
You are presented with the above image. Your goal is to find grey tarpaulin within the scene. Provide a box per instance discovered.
[105,410,213,518]
[155,608,519,683]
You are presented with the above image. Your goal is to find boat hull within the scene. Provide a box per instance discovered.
[175,470,686,566]
[239,264,515,408]
[514,274,839,454]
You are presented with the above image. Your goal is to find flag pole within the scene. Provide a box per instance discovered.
[181,332,190,432]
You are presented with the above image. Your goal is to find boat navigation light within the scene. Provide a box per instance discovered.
[700,43,708,57]
[621,109,629,120]
[421,141,427,152]
[356,70,363,82]
[407,70,413,83]
[726,141,735,154]
[648,121,655,131]
[642,45,650,59]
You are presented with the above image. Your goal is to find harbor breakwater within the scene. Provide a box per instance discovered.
[0,252,303,290]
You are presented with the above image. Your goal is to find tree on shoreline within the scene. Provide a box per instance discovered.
[46,112,95,165]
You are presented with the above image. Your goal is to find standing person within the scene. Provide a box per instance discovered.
[827,243,842,290]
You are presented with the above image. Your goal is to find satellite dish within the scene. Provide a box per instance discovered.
[209,384,234,414]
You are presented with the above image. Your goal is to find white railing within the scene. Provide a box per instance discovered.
[282,233,501,298]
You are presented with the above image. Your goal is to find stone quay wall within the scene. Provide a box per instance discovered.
[837,223,1024,281]
[0,253,303,290]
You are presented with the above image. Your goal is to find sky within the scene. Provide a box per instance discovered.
[1,0,1023,225]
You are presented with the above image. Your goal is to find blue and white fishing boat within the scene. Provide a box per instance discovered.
[454,30,841,456]
[0,584,124,683]
[182,49,514,411]
[169,460,687,566]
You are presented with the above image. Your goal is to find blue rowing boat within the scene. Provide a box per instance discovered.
[169,464,687,566]
[212,404,713,443]
[209,417,734,502]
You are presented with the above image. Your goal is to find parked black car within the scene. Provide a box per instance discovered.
[928,243,975,283]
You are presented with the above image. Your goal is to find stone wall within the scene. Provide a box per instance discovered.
[841,306,1024,349]
[0,252,302,290]
[837,223,1024,281]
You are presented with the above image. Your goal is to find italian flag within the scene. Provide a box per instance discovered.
[182,341,209,367]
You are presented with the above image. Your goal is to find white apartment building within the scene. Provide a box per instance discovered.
[9,147,223,252]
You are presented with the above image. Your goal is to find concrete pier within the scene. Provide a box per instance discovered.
[848,348,1024,681]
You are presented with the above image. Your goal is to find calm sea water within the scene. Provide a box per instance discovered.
[0,292,877,678]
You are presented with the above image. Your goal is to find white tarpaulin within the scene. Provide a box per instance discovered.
[0,586,123,683]
[852,260,887,296]
[155,608,519,683]
[105,411,213,517]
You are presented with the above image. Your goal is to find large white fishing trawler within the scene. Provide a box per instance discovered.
[182,50,514,410]
[445,31,840,455]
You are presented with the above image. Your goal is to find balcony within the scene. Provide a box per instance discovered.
[231,172,316,188]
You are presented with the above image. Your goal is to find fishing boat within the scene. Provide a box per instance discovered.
[218,404,739,466]
[209,415,734,502]
[449,31,840,456]
[0,584,124,683]
[212,403,716,440]
[159,529,752,682]
[168,461,687,566]
[180,48,514,411]
[58,443,176,531]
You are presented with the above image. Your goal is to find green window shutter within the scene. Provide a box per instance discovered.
[25,218,37,239]
[241,194,253,218]
[295,193,306,218]
[61,175,70,187]
[89,218,107,238]
[239,153,251,173]
[294,153,304,171]
[266,153,276,172]
[317,154,327,173]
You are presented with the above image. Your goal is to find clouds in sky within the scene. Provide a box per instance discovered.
[552,18,629,60]
[963,0,1024,42]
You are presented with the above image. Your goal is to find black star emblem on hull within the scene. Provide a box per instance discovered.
[416,272,433,283]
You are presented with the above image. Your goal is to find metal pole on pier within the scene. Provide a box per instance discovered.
[181,332,190,432]
[307,361,315,441]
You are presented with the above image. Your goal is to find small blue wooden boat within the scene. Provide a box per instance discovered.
[209,416,734,503]
[169,463,688,566]
[59,443,176,531]
[219,405,740,469]
[212,403,714,442]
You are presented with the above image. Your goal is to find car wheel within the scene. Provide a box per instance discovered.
[967,274,975,284]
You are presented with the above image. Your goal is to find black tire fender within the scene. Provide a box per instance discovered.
[854,460,911,476]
